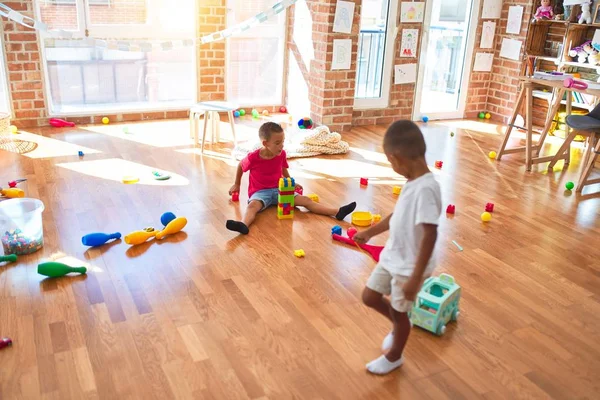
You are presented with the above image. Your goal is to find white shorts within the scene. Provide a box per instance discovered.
[366,264,413,313]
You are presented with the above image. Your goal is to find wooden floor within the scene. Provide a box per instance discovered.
[1,117,599,400]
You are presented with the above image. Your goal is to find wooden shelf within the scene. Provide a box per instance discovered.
[532,89,595,110]
[560,61,600,70]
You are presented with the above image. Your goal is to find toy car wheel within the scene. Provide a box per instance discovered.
[452,310,460,321]
[437,323,446,336]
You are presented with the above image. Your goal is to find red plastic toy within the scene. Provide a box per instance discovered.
[231,192,239,202]
[347,227,358,239]
[332,233,384,262]
[435,160,443,169]
[49,118,75,128]
[280,106,287,113]
[485,202,494,212]
[446,204,455,214]
[295,186,303,195]
[360,177,368,186]
[8,179,26,188]
[0,337,12,350]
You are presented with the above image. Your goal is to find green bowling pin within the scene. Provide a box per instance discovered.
[38,262,87,278]
[0,254,17,263]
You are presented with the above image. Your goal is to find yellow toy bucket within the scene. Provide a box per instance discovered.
[351,211,373,227]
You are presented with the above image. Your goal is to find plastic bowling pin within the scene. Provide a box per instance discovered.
[124,228,156,245]
[81,232,122,247]
[155,217,187,240]
[0,254,17,263]
[8,179,26,188]
[49,118,75,127]
[38,262,87,278]
[0,188,25,198]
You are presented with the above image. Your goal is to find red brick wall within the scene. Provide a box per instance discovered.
[39,1,146,30]
[197,0,226,102]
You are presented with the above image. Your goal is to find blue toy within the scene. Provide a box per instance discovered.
[78,151,84,157]
[81,232,121,247]
[421,116,429,123]
[297,117,313,129]
[409,273,461,336]
[234,111,240,118]
[331,225,342,235]
[161,212,177,227]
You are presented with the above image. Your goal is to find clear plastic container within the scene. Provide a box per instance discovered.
[0,198,45,255]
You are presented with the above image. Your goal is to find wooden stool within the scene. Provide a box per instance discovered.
[189,101,238,153]
[576,133,600,192]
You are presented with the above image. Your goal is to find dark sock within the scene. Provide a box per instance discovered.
[336,201,357,221]
[226,220,249,235]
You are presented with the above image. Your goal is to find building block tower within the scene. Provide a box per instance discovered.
[277,177,295,219]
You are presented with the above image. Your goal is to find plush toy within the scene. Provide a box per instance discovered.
[579,2,592,24]
[569,43,589,63]
[535,0,555,20]
[588,52,600,65]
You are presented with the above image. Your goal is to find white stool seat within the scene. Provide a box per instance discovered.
[189,101,238,153]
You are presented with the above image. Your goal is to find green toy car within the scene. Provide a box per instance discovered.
[409,273,461,336]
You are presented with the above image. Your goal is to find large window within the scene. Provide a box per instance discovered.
[36,0,196,115]
[226,1,286,106]
[0,35,11,115]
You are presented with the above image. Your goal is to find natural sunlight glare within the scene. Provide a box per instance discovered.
[293,158,398,179]
[293,0,314,71]
[436,120,506,135]
[48,253,104,273]
[56,158,189,186]
[81,120,195,148]
[7,131,102,158]
[349,147,390,164]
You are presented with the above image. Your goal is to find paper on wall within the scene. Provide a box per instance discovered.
[480,21,496,48]
[500,38,522,61]
[333,1,355,34]
[394,63,417,84]
[332,39,352,70]
[482,0,502,19]
[506,6,523,34]
[473,53,494,71]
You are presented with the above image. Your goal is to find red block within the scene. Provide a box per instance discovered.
[360,177,368,185]
[485,202,494,212]
[435,160,443,169]
[446,204,455,214]
[295,186,303,195]
[231,192,239,202]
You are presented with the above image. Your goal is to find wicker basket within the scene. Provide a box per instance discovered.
[0,112,9,135]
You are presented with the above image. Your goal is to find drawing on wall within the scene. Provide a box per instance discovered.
[333,1,355,34]
[400,29,419,58]
[332,39,352,69]
[400,2,425,23]
[473,53,494,71]
[394,63,417,84]
[506,6,524,34]
[482,0,502,19]
[500,38,523,61]
[480,21,496,48]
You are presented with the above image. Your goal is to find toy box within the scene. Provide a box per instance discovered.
[409,273,461,336]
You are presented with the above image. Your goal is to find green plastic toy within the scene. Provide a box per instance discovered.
[409,273,461,336]
[0,254,17,263]
[38,261,87,278]
[565,181,574,190]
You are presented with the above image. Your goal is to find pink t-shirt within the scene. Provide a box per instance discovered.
[241,149,289,197]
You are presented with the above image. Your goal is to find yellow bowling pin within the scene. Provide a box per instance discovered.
[0,188,25,198]
[124,227,156,245]
[155,217,187,240]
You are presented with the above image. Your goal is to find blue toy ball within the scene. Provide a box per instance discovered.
[160,212,176,227]
[297,117,313,129]
[234,111,240,118]
[422,116,429,123]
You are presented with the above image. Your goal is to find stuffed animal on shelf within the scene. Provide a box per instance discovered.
[583,41,600,64]
[579,1,592,24]
[535,0,555,20]
[569,42,590,63]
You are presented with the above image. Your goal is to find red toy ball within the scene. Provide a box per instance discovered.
[446,204,456,214]
[298,117,314,129]
[347,227,358,239]
[435,160,443,169]
[280,106,287,113]
[485,202,494,212]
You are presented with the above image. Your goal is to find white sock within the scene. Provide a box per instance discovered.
[381,331,394,352]
[366,355,404,375]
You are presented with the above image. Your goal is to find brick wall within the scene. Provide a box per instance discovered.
[39,1,146,30]
[197,0,226,102]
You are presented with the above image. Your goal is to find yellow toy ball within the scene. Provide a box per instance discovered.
[481,212,492,222]
[9,125,18,134]
[102,117,109,124]
[489,151,497,159]
[262,110,269,116]
[485,113,491,119]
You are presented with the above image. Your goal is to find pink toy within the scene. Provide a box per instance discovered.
[534,0,554,20]
[295,186,303,195]
[564,77,588,90]
[485,202,494,212]
[446,204,455,214]
[49,118,75,128]
[347,227,358,239]
[332,233,384,262]
[435,160,443,169]
[231,192,239,202]
[360,177,368,186]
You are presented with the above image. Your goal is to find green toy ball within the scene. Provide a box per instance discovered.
[450,132,455,137]
[239,109,246,116]
[478,112,485,119]
[565,181,574,190]
[251,109,259,118]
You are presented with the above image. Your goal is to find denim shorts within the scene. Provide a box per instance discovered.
[249,188,297,211]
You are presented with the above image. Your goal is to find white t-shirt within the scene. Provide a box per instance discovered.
[378,172,441,276]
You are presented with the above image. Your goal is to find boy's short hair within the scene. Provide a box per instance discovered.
[259,122,284,141]
[383,120,426,159]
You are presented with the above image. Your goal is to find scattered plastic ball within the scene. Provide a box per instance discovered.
[234,111,240,118]
[280,106,287,113]
[297,117,313,129]
[485,112,491,119]
[262,110,269,116]
[9,125,18,134]
[450,132,455,137]
[422,116,429,123]
[160,212,177,227]
[565,181,574,190]
[251,109,259,118]
[239,109,246,116]
[78,151,84,157]
[102,117,109,124]
[481,212,492,222]
[347,227,358,239]
[489,151,497,159]
[478,112,485,119]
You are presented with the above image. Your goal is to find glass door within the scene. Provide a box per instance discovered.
[413,0,479,120]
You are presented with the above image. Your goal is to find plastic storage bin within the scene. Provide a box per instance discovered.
[0,198,45,255]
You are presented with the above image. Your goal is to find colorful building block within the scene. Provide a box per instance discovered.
[331,225,342,235]
[446,204,455,214]
[360,177,368,186]
[231,192,239,202]
[277,177,295,220]
[294,249,305,257]
[435,160,443,169]
[393,186,402,195]
[372,214,381,223]
[485,202,494,212]
[307,193,319,202]
[295,186,303,195]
